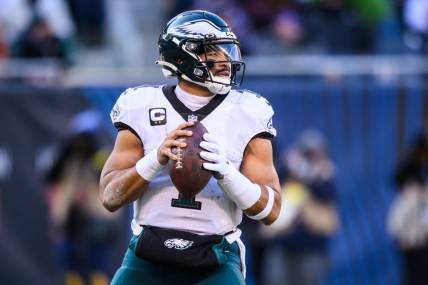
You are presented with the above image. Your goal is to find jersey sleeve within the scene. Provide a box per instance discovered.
[241,90,277,139]
[110,87,148,141]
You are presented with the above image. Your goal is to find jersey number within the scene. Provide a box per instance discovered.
[171,193,201,210]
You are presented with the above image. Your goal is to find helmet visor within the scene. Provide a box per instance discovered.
[201,43,241,62]
[197,43,245,87]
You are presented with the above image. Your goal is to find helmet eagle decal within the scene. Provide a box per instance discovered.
[169,20,235,39]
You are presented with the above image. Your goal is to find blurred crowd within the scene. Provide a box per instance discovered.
[181,0,389,54]
[388,127,428,285]
[275,130,338,285]
[241,130,339,285]
[44,110,126,285]
[0,0,74,63]
[0,0,427,67]
[244,126,428,285]
[0,0,104,64]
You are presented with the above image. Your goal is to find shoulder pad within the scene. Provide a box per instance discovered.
[110,85,159,124]
[233,89,276,138]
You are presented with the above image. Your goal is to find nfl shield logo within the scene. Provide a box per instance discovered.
[187,114,198,122]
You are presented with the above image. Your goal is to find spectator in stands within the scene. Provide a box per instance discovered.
[262,129,339,285]
[272,7,304,52]
[45,110,125,285]
[0,24,8,58]
[402,0,428,54]
[11,16,70,62]
[388,129,428,285]
[241,0,302,54]
[0,0,74,58]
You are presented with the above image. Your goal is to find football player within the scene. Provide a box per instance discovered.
[100,10,282,285]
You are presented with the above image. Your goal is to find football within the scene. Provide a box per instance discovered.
[168,121,212,198]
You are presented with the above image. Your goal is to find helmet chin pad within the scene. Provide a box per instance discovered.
[206,81,231,95]
[206,73,231,94]
[181,73,231,95]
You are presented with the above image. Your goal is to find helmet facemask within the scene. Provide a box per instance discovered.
[158,38,245,95]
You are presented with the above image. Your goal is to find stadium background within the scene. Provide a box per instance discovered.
[0,1,426,285]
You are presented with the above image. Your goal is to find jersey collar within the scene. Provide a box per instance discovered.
[162,85,228,121]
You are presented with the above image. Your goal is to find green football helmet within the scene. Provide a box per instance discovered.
[156,10,245,94]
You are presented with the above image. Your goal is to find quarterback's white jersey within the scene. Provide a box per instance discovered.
[111,85,276,236]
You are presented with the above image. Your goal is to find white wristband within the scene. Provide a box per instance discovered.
[135,148,164,181]
[217,163,261,210]
[247,186,275,220]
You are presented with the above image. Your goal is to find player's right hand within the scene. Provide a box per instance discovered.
[157,121,194,165]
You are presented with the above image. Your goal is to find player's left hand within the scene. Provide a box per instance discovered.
[199,133,231,179]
